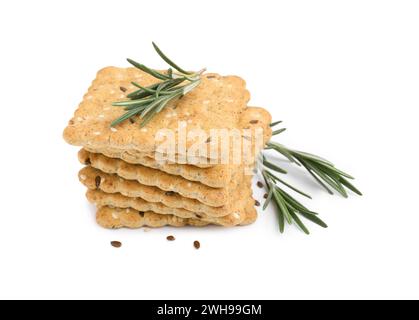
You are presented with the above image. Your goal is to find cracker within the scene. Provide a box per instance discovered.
[63,67,251,159]
[88,187,254,226]
[82,106,272,188]
[96,197,257,228]
[79,166,250,216]
[83,146,230,187]
[79,149,243,206]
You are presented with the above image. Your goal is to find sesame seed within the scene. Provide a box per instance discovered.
[79,174,87,180]
[76,117,83,122]
[203,100,210,105]
[93,131,101,136]
[111,213,119,219]
[98,114,105,118]
[103,107,110,111]
[141,128,148,132]
[110,127,117,132]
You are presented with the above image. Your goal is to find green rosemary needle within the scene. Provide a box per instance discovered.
[111,42,205,128]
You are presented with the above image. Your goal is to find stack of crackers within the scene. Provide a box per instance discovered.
[63,67,272,229]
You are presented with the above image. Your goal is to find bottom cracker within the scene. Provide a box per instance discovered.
[96,202,257,229]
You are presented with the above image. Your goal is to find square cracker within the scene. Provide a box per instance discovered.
[81,106,273,188]
[79,166,251,217]
[63,67,251,158]
[79,149,246,207]
[96,197,257,228]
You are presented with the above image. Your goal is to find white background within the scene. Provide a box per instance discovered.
[0,0,418,300]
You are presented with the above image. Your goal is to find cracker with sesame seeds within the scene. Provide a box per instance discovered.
[78,149,246,207]
[63,67,252,161]
[84,146,229,186]
[81,106,272,187]
[78,166,250,216]
[86,183,254,226]
[95,195,257,228]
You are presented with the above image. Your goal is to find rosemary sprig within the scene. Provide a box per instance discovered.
[260,121,361,234]
[111,42,205,128]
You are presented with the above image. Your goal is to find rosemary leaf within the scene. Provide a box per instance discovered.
[111,108,143,127]
[274,176,312,199]
[263,159,288,174]
[263,188,274,210]
[152,42,192,75]
[112,98,155,107]
[273,189,292,225]
[300,159,334,194]
[270,120,283,127]
[127,83,161,99]
[272,128,287,136]
[287,209,310,235]
[298,211,328,228]
[127,58,170,81]
[339,177,363,196]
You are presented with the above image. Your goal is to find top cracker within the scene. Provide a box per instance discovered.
[63,67,251,157]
